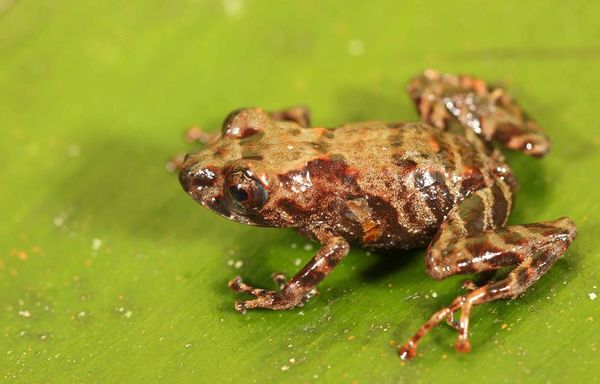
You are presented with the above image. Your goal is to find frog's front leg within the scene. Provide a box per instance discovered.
[398,182,577,359]
[229,236,349,312]
[268,105,311,127]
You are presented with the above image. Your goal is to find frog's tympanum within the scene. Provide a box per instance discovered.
[178,70,577,359]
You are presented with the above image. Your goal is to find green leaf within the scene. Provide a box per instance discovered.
[1,1,599,382]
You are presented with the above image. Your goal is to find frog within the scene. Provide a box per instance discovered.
[178,70,577,359]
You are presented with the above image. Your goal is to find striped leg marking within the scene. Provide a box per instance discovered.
[229,237,349,312]
[398,185,577,359]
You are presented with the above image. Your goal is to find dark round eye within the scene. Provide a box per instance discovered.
[228,185,249,202]
[226,170,269,211]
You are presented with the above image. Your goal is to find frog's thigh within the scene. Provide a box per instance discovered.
[425,183,513,279]
[427,217,577,285]
[425,184,576,281]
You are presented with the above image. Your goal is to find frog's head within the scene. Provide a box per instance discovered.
[179,108,294,227]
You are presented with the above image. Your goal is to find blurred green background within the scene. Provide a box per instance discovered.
[1,1,599,382]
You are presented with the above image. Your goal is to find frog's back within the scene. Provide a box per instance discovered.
[323,121,504,249]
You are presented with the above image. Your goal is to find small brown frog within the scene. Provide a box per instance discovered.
[178,70,576,359]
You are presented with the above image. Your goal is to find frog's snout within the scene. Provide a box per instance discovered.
[178,166,193,193]
[178,159,220,202]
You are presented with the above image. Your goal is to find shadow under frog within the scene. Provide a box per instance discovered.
[177,70,577,359]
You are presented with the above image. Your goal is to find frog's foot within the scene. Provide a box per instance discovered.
[269,272,319,298]
[184,126,219,144]
[271,272,288,290]
[228,275,318,313]
[445,309,461,331]
[166,153,186,173]
[449,280,493,331]
[460,280,479,291]
[398,292,477,360]
[460,271,496,291]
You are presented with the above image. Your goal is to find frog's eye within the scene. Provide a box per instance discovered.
[221,108,268,139]
[228,185,249,202]
[225,170,269,211]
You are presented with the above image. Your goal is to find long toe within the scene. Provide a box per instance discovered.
[456,338,471,353]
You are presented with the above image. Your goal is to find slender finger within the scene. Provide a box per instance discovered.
[446,311,461,331]
[228,276,267,297]
[185,127,219,144]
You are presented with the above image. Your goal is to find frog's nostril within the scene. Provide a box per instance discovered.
[179,166,219,194]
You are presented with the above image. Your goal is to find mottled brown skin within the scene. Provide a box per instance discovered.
[178,70,577,359]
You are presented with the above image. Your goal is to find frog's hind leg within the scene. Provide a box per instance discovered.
[407,70,550,157]
[398,184,576,359]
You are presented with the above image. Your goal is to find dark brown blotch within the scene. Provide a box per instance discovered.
[414,170,454,224]
[325,254,342,269]
[239,131,265,144]
[459,166,486,197]
[516,266,534,286]
[298,270,326,288]
[491,184,509,227]
[306,157,359,192]
[459,193,486,236]
[387,122,405,129]
[241,150,264,160]
[501,229,528,246]
[275,198,311,222]
[393,157,418,171]
[330,153,346,162]
[389,132,405,147]
[214,145,229,158]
